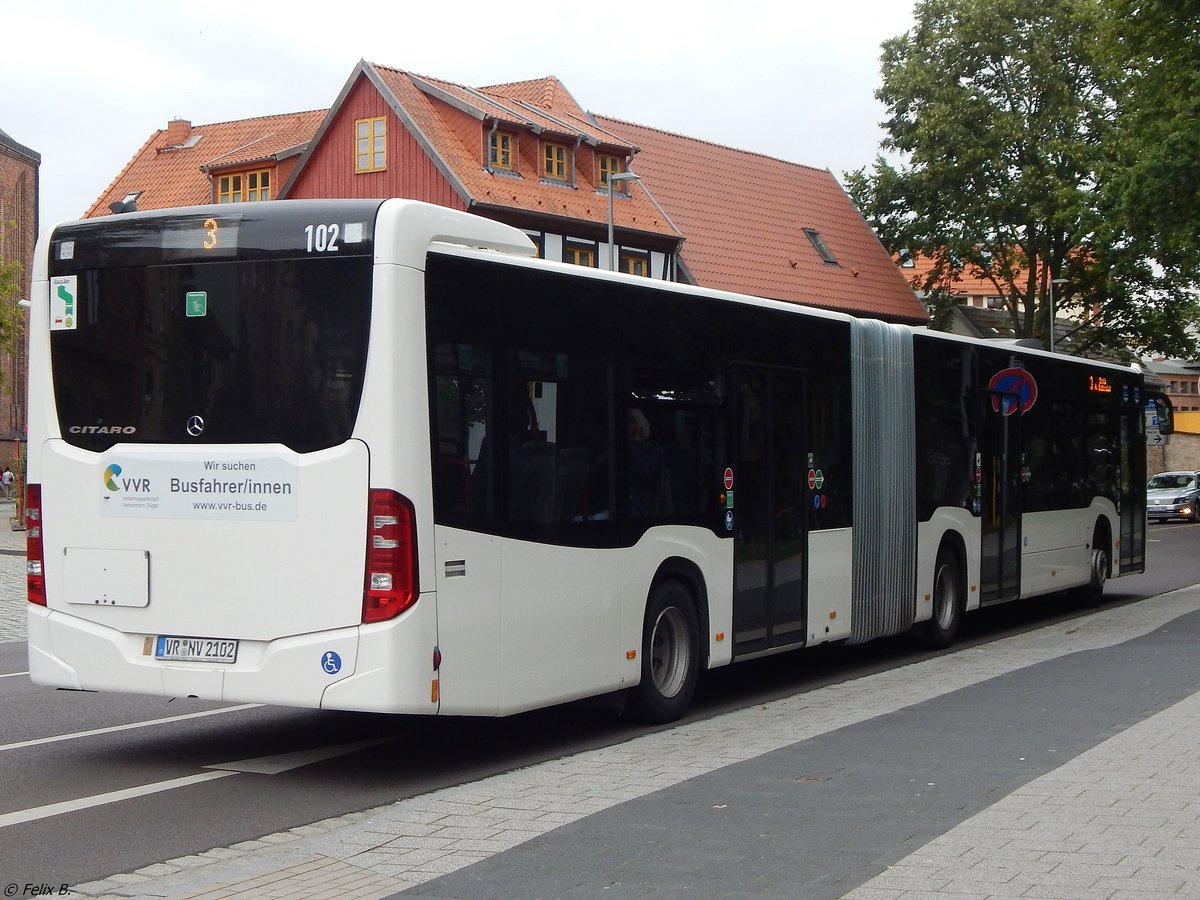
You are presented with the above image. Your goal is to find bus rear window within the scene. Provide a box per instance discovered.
[49,256,372,452]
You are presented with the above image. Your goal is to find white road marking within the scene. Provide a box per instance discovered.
[0,735,397,828]
[0,771,238,829]
[0,670,29,678]
[0,704,262,753]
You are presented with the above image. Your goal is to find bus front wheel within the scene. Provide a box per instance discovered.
[627,580,700,724]
[1080,531,1109,608]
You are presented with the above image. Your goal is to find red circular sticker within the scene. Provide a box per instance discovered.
[724,468,734,490]
[807,469,817,490]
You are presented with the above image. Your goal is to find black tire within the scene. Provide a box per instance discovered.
[1080,535,1109,608]
[918,544,964,650]
[627,580,700,724]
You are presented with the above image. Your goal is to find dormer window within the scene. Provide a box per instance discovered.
[355,117,386,173]
[490,131,516,171]
[598,154,624,190]
[218,169,270,203]
[543,142,569,182]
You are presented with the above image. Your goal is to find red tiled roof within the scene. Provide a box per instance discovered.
[480,77,586,119]
[84,110,325,218]
[902,251,1028,299]
[364,64,678,239]
[84,65,926,325]
[593,116,929,324]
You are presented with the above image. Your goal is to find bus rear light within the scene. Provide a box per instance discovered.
[26,484,46,606]
[362,489,418,624]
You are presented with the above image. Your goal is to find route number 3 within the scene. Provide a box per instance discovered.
[304,223,341,253]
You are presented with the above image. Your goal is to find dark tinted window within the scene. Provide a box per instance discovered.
[913,336,976,520]
[428,254,620,545]
[428,254,733,546]
[51,256,372,452]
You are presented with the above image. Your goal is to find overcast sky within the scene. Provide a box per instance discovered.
[4,0,916,229]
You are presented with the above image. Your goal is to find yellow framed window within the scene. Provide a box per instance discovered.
[543,142,569,181]
[564,243,596,267]
[218,174,242,203]
[218,170,271,203]
[598,154,623,188]
[620,253,649,277]
[246,170,270,202]
[355,117,387,173]
[489,131,515,170]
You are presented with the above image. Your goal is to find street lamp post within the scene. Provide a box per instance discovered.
[1048,277,1070,352]
[607,171,641,271]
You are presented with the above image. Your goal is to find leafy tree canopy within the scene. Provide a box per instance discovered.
[1105,0,1200,276]
[846,0,1200,358]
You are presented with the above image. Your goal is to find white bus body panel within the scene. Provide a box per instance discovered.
[1020,499,1116,599]
[38,440,368,639]
[435,525,732,717]
[353,261,438,594]
[29,440,382,704]
[806,527,853,645]
[28,600,439,712]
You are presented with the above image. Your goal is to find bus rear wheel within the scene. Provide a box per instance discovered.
[918,545,964,650]
[627,580,700,724]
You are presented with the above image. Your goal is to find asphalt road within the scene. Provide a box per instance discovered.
[1,521,1197,889]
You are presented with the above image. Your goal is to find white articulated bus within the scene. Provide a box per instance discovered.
[25,199,1169,722]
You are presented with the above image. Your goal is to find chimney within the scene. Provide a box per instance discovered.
[164,118,192,145]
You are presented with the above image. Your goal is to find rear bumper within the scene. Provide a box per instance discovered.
[27,598,439,713]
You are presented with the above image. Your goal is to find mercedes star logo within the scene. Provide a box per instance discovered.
[186,415,205,437]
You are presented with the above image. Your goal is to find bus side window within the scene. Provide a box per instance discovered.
[506,354,612,530]
[432,342,494,522]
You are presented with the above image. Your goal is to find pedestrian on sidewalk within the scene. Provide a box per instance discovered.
[1,467,13,501]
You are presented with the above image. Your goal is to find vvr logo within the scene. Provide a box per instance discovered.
[103,464,151,493]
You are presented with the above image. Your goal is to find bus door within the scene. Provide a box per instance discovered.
[979,386,1023,603]
[1117,402,1145,573]
[731,368,808,655]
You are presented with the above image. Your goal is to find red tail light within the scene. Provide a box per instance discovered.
[362,489,419,624]
[26,483,45,606]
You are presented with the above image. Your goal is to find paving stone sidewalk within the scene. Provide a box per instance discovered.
[67,585,1200,900]
[0,501,27,642]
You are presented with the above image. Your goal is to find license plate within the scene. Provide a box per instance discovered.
[155,636,238,664]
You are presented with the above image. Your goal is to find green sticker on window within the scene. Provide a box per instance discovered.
[185,291,207,317]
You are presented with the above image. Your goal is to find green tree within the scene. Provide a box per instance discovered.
[1104,0,1200,278]
[846,0,1199,357]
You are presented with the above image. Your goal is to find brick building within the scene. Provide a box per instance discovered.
[0,126,38,470]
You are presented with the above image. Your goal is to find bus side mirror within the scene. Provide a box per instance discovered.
[1149,393,1174,436]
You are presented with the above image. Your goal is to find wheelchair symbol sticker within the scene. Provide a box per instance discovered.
[321,651,342,675]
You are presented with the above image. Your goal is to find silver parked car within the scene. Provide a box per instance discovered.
[1147,471,1200,523]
